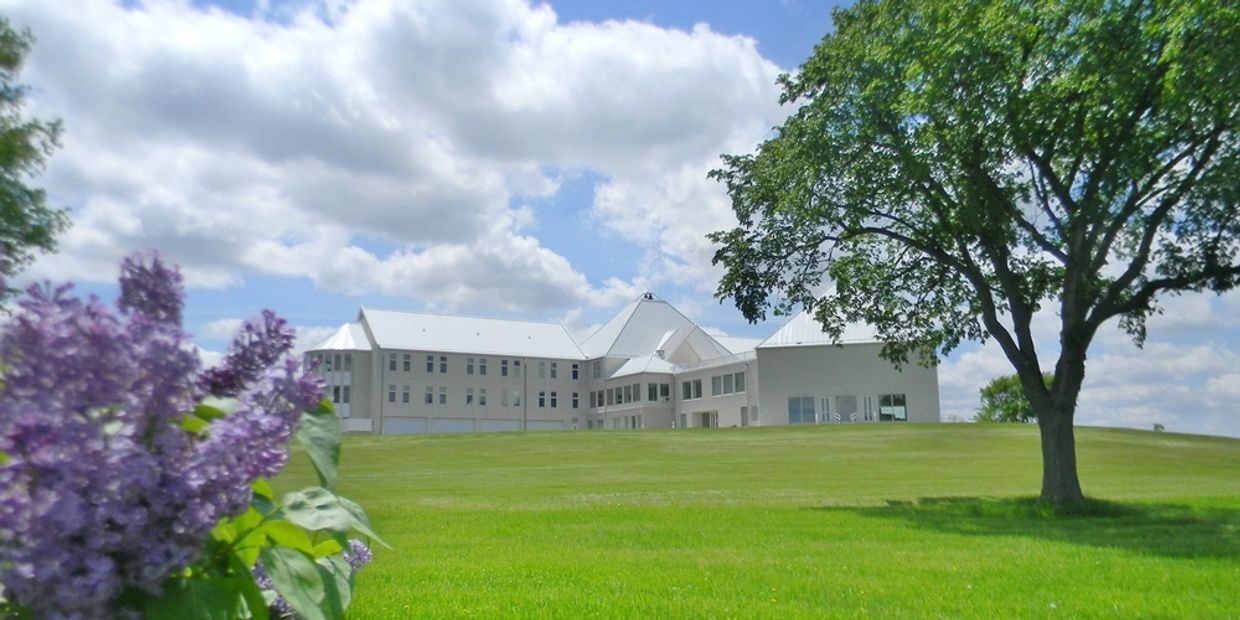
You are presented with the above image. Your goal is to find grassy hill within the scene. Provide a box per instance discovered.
[274,424,1240,618]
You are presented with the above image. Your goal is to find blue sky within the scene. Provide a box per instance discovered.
[4,0,1238,436]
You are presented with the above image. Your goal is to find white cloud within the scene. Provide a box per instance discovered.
[200,318,243,340]
[7,0,785,313]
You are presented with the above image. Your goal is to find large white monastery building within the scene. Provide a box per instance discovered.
[305,293,940,434]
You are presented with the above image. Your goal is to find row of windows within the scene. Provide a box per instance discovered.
[312,353,353,373]
[385,385,580,409]
[385,353,582,381]
[710,372,746,396]
[588,382,672,408]
[788,393,907,424]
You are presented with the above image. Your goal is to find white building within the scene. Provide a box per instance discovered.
[305,293,940,433]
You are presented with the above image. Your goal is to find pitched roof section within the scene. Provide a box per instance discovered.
[610,354,677,379]
[713,336,763,355]
[757,311,880,348]
[360,308,585,359]
[579,293,698,358]
[308,322,372,351]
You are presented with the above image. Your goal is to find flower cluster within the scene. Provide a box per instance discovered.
[0,253,322,619]
[253,539,373,619]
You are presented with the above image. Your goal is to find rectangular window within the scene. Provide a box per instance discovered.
[880,394,908,422]
[631,384,639,402]
[403,353,411,372]
[466,388,474,405]
[606,389,614,406]
[513,390,521,407]
[402,385,410,404]
[550,392,558,408]
[333,354,342,372]
[440,356,447,373]
[480,389,487,406]
[343,354,352,372]
[660,384,670,400]
[332,385,341,403]
[692,379,702,399]
[439,386,447,404]
[647,383,657,401]
[550,362,558,379]
[426,355,434,372]
[323,354,333,372]
[623,385,631,404]
[682,381,691,400]
[388,354,397,371]
[538,361,546,378]
[467,357,475,375]
[479,358,487,376]
[425,386,433,404]
[723,373,734,394]
[712,375,722,396]
[572,392,579,408]
[388,385,396,403]
[514,360,522,377]
[501,359,509,376]
[571,364,579,380]
[592,360,602,379]
[342,386,350,404]
[734,372,745,393]
[788,396,816,424]
[538,391,546,408]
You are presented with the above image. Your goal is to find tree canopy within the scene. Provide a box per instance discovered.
[0,17,65,294]
[976,373,1051,423]
[710,0,1239,505]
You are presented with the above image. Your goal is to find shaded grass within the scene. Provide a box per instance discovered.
[274,424,1240,618]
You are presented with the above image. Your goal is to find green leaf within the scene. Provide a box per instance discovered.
[259,547,328,620]
[251,479,277,516]
[145,575,243,620]
[295,403,342,491]
[179,414,210,435]
[199,397,238,415]
[193,402,230,421]
[337,495,391,549]
[316,555,352,613]
[228,553,270,620]
[260,520,317,556]
[281,487,352,533]
[312,539,344,558]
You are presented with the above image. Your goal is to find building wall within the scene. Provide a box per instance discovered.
[590,372,675,429]
[755,344,939,426]
[672,361,756,428]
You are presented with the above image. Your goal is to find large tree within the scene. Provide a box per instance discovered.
[0,16,65,294]
[709,0,1239,505]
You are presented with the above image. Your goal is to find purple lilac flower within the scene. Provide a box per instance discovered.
[0,253,323,618]
[343,539,374,572]
[199,310,296,397]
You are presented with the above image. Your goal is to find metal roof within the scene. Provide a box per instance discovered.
[579,293,699,358]
[307,322,372,351]
[610,354,677,378]
[712,336,763,355]
[757,310,880,348]
[360,308,585,359]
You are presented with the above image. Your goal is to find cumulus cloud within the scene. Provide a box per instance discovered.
[7,0,784,313]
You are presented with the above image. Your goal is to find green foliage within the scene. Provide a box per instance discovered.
[272,427,1240,618]
[976,373,1051,423]
[146,399,384,619]
[709,0,1240,504]
[0,17,67,291]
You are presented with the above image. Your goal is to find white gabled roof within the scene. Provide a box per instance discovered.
[308,322,372,351]
[610,354,677,379]
[361,308,585,360]
[757,310,880,348]
[579,293,699,358]
[708,336,763,356]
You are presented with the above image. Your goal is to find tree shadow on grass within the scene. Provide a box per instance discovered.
[829,497,1240,560]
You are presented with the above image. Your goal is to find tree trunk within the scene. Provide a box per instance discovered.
[1036,409,1084,506]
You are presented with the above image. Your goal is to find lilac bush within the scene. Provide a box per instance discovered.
[0,252,323,618]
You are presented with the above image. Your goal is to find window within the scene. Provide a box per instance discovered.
[606,389,614,406]
[501,359,509,376]
[425,386,433,404]
[682,381,691,400]
[538,361,546,378]
[467,358,475,375]
[332,385,341,403]
[647,383,657,401]
[571,364,579,380]
[572,392,579,408]
[513,390,521,407]
[323,354,333,372]
[631,384,639,402]
[402,385,410,404]
[403,353,411,372]
[788,396,816,424]
[514,360,522,377]
[440,356,447,373]
[734,372,746,393]
[623,385,631,404]
[880,394,908,422]
[550,362,558,379]
[438,386,447,404]
[723,374,734,394]
[712,376,722,396]
[550,392,558,408]
[342,386,350,404]
[660,384,670,400]
[466,388,474,405]
[388,385,396,403]
[538,391,546,408]
[592,360,602,379]
[331,353,340,372]
[480,389,487,406]
[479,358,487,376]
[388,354,397,371]
[426,355,434,372]
[343,354,352,372]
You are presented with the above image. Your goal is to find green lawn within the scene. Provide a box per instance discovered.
[274,424,1240,618]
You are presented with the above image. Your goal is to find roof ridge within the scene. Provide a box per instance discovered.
[363,306,566,327]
